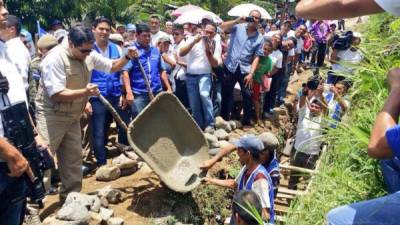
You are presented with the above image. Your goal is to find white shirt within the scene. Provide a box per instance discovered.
[331,48,363,73]
[0,42,28,137]
[270,50,283,69]
[171,39,187,81]
[6,37,31,90]
[41,45,113,97]
[264,30,279,39]
[375,0,400,16]
[294,105,323,155]
[151,30,168,46]
[295,36,304,54]
[183,36,222,75]
[235,165,271,209]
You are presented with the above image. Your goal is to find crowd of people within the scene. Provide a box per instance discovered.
[0,0,399,224]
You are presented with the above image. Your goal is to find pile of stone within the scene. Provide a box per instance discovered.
[205,117,242,148]
[43,188,124,225]
[95,152,140,181]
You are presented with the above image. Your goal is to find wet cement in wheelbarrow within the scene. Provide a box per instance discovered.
[127,93,209,193]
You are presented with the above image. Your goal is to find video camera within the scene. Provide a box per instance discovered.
[302,75,322,90]
[0,73,54,209]
[332,31,354,51]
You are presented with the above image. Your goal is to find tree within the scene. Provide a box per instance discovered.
[6,0,82,33]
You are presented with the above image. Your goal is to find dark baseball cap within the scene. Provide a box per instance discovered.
[233,135,264,154]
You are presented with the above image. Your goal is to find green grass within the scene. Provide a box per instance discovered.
[285,14,400,225]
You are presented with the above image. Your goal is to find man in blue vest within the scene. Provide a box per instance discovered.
[202,135,275,224]
[122,23,171,118]
[86,17,129,168]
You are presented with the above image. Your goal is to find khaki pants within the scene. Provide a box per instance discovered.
[36,112,82,200]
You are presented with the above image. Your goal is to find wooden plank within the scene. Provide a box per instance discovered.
[277,192,297,200]
[280,164,316,174]
[278,187,305,196]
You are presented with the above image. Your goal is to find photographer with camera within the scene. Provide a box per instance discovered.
[219,10,264,127]
[289,75,327,190]
[327,31,363,84]
[0,1,48,224]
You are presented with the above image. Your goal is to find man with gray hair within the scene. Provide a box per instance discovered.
[35,25,138,202]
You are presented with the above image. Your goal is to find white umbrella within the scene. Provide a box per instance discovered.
[174,9,223,25]
[171,4,203,17]
[228,3,272,19]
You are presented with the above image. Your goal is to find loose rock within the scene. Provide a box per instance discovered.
[204,133,218,147]
[215,117,232,132]
[99,207,114,221]
[64,192,101,213]
[107,217,124,225]
[56,202,90,224]
[100,196,109,208]
[111,154,138,170]
[43,216,82,225]
[228,121,237,130]
[214,129,229,140]
[233,120,243,129]
[273,107,288,116]
[258,132,279,150]
[97,186,122,204]
[96,166,121,181]
[89,212,102,225]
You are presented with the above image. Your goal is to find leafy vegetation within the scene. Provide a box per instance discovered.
[6,0,283,33]
[285,14,400,225]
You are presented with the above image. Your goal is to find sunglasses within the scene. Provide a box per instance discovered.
[78,48,92,54]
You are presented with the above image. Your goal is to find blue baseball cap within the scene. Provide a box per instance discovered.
[233,135,264,154]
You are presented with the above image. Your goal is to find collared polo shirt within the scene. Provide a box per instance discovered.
[224,23,264,74]
[122,42,165,94]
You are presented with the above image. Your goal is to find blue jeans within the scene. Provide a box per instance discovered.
[212,77,222,117]
[381,157,400,193]
[131,92,160,119]
[264,69,284,113]
[277,62,292,105]
[0,172,27,225]
[327,191,400,225]
[221,66,253,125]
[90,96,129,166]
[186,73,215,129]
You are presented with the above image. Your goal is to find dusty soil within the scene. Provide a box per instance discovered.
[39,68,311,225]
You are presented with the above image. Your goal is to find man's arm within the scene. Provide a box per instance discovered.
[179,36,201,57]
[368,68,400,159]
[160,70,172,92]
[92,47,139,73]
[244,56,260,88]
[296,0,384,20]
[202,177,237,189]
[200,143,236,170]
[220,17,243,34]
[51,83,99,102]
[0,138,29,177]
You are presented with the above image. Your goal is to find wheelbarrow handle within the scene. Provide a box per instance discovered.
[97,94,128,131]
[135,58,155,101]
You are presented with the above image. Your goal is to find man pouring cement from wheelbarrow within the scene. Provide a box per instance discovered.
[35,25,139,203]
[122,23,172,119]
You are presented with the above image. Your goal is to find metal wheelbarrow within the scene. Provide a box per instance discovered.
[97,59,209,193]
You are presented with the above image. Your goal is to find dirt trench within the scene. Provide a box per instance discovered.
[39,68,311,225]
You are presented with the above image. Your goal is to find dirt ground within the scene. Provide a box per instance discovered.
[39,66,311,225]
